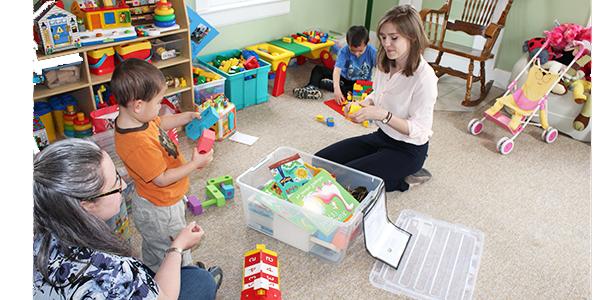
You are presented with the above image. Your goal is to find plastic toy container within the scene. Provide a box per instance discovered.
[236,146,385,263]
[197,49,270,110]
[115,41,152,62]
[192,64,225,105]
[245,43,295,72]
[87,47,116,75]
[150,36,185,61]
[370,210,484,300]
[42,61,82,89]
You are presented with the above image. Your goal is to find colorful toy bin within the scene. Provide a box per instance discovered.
[236,147,385,263]
[115,41,152,63]
[198,49,270,110]
[87,47,116,76]
[193,64,225,105]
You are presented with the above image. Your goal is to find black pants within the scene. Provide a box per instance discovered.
[308,65,356,96]
[315,129,429,192]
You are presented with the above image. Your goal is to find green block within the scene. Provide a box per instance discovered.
[202,199,216,208]
[207,175,233,188]
[206,184,225,207]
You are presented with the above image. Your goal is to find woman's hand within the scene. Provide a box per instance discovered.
[350,102,387,123]
[171,221,204,250]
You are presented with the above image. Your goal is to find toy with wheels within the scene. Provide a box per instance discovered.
[467,38,588,155]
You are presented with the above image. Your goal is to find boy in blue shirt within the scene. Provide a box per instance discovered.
[294,26,376,104]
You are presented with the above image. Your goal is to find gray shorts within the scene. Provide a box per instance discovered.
[131,192,193,272]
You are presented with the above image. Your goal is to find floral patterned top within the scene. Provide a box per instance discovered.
[33,235,159,300]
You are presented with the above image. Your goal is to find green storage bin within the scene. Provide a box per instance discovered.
[197,49,270,110]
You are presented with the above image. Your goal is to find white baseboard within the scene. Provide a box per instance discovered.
[423,48,511,89]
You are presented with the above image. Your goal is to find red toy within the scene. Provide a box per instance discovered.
[196,129,215,154]
[244,56,260,70]
[241,244,281,300]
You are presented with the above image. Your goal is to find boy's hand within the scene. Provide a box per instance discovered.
[192,148,214,169]
[335,88,345,105]
[171,221,204,250]
[187,112,201,122]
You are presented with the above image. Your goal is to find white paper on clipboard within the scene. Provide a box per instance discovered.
[362,189,412,269]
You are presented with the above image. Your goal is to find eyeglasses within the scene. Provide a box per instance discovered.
[90,171,124,200]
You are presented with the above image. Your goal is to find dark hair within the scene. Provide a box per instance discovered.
[346,25,370,47]
[110,58,165,107]
[34,139,132,283]
[376,5,429,76]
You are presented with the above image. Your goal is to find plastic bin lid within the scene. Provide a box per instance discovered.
[369,210,484,300]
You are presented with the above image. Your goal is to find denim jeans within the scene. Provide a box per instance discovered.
[178,266,217,300]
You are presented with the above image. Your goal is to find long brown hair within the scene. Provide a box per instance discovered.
[376,5,429,76]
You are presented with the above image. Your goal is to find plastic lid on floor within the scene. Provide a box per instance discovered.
[369,210,484,300]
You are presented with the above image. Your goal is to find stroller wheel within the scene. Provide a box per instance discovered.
[497,137,514,155]
[542,127,558,144]
[467,119,483,136]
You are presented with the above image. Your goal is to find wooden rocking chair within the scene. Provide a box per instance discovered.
[420,0,513,106]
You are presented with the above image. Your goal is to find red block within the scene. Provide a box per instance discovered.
[197,129,216,153]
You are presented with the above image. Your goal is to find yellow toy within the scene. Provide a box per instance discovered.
[484,64,558,131]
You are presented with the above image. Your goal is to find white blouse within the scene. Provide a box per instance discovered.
[367,56,438,145]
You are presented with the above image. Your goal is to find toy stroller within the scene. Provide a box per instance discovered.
[467,39,590,155]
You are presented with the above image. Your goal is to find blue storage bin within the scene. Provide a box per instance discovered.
[197,49,270,110]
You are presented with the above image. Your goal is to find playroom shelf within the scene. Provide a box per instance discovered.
[33,0,197,125]
[36,28,189,61]
[33,80,90,100]
[165,86,191,97]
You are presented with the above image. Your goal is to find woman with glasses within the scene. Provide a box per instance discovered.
[33,139,221,299]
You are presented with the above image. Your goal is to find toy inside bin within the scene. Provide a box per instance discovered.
[236,146,385,263]
[197,49,270,110]
[293,39,335,60]
[115,41,152,63]
[42,61,82,89]
[245,43,295,72]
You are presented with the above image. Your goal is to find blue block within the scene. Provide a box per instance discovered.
[185,118,203,140]
[228,112,235,129]
[314,229,336,243]
[201,107,220,129]
[219,183,234,200]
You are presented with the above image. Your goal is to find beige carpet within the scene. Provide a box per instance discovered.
[121,63,591,299]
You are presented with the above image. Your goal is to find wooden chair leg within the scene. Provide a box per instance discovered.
[435,51,444,65]
[478,61,494,103]
[461,60,474,106]
[480,61,486,94]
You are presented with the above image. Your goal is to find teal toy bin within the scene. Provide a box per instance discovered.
[197,49,270,110]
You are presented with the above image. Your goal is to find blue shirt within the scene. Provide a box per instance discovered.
[33,235,159,300]
[335,44,377,81]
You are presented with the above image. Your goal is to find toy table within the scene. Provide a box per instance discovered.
[245,43,295,97]
[263,38,336,97]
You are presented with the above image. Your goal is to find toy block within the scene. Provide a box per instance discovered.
[207,175,234,187]
[362,120,369,128]
[196,129,216,153]
[326,117,335,127]
[220,183,234,200]
[185,118,203,140]
[200,106,220,129]
[205,184,226,207]
[315,114,325,122]
[186,195,203,215]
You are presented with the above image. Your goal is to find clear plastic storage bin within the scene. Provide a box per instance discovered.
[192,64,226,105]
[236,146,385,263]
[150,36,185,61]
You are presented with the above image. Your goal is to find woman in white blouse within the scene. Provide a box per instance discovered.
[316,5,438,192]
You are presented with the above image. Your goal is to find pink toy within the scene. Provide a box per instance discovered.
[187,195,203,215]
[196,129,215,153]
[544,23,591,55]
